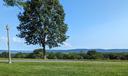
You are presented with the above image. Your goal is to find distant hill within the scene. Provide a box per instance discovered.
[0,49,128,53]
[0,50,32,53]
[49,49,128,53]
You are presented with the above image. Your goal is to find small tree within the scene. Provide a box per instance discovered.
[4,0,68,59]
[14,52,28,58]
[87,50,98,59]
[0,52,9,58]
[32,49,44,58]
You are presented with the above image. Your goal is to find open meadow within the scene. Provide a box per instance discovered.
[0,61,127,76]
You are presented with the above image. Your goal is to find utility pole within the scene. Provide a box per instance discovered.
[6,25,12,64]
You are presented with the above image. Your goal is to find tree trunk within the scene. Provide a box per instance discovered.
[42,26,46,59]
[42,43,46,59]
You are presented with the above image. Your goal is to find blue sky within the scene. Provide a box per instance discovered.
[1,0,128,51]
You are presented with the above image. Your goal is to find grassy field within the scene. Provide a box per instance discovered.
[0,61,127,76]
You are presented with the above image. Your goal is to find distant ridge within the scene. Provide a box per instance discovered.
[0,49,128,53]
[0,50,32,53]
[48,49,128,53]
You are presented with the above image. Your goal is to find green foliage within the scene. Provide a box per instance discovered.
[4,0,17,6]
[47,52,57,59]
[55,52,67,59]
[66,53,81,59]
[17,0,68,48]
[103,53,128,60]
[0,52,9,58]
[25,49,44,58]
[0,50,128,60]
[3,0,26,7]
[14,52,28,58]
[87,50,97,59]
[32,49,44,58]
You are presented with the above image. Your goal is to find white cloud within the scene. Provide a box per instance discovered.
[63,42,72,48]
[0,36,7,42]
[0,36,24,43]
[12,37,24,43]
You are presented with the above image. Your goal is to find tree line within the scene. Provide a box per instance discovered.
[0,49,128,60]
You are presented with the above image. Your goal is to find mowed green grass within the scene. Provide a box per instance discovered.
[0,61,127,76]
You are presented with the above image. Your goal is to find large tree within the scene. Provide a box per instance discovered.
[4,0,68,59]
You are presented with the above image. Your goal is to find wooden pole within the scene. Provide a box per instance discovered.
[6,25,12,64]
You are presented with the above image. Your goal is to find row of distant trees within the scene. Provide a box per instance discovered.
[0,49,128,60]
